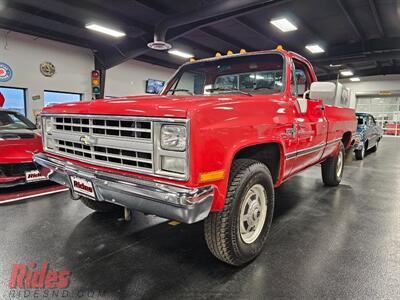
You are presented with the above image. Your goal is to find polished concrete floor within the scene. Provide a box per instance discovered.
[1,138,399,299]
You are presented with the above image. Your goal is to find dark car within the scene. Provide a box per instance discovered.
[353,113,383,160]
[0,109,45,188]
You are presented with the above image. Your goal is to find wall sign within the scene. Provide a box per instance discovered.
[0,62,13,82]
[40,61,56,77]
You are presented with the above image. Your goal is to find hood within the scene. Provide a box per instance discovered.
[41,94,279,118]
[0,131,42,164]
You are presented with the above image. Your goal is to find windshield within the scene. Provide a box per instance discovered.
[0,111,36,130]
[163,53,285,96]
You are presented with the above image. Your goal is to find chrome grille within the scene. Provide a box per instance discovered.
[46,116,154,174]
[56,140,152,170]
[54,117,152,140]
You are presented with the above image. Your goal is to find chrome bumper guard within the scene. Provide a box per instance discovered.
[33,153,214,224]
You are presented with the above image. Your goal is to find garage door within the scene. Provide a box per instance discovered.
[356,96,400,136]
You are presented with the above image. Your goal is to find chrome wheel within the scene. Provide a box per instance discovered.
[336,150,343,178]
[239,184,267,244]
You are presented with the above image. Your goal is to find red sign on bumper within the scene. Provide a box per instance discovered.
[70,176,95,198]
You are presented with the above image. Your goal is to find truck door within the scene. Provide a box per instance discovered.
[290,59,328,174]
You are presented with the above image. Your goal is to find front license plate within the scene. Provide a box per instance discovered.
[70,176,95,198]
[25,170,46,183]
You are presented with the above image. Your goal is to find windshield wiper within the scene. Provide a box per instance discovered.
[168,89,193,95]
[206,87,253,97]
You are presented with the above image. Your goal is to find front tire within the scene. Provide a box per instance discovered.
[80,197,123,213]
[355,146,365,160]
[321,142,345,186]
[204,159,275,266]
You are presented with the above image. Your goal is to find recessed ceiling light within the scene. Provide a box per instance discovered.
[350,77,360,82]
[305,44,325,54]
[270,18,298,32]
[168,49,194,59]
[341,70,354,76]
[329,64,342,68]
[85,23,126,38]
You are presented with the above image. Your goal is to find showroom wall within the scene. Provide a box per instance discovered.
[0,30,176,120]
[104,59,175,97]
[0,30,94,120]
[341,75,400,108]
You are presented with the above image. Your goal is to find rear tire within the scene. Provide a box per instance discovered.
[321,142,345,186]
[204,159,274,266]
[80,197,123,213]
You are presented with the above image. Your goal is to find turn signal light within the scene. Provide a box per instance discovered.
[199,170,225,183]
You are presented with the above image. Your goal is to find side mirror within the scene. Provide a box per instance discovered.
[309,82,336,105]
[297,90,309,114]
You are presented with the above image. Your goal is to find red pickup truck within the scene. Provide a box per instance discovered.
[34,49,356,265]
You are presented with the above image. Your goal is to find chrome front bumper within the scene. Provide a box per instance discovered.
[33,153,214,224]
[353,141,364,151]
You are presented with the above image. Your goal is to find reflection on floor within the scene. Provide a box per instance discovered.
[0,137,399,299]
[0,181,67,203]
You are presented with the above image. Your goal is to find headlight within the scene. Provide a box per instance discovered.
[160,125,187,151]
[161,156,186,174]
[44,117,53,134]
[354,134,362,144]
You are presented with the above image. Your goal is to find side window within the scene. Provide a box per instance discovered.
[290,63,297,97]
[291,59,312,98]
[169,71,205,95]
[366,116,372,126]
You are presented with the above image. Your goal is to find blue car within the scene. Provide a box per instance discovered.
[353,113,383,160]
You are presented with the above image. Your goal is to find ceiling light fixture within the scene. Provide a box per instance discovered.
[168,49,194,59]
[341,70,354,76]
[305,44,325,54]
[350,77,360,82]
[270,18,298,32]
[85,23,126,38]
[329,64,342,68]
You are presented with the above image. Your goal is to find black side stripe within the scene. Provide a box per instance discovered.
[285,138,341,160]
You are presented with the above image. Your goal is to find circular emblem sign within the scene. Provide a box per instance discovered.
[0,62,13,82]
[40,61,56,77]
